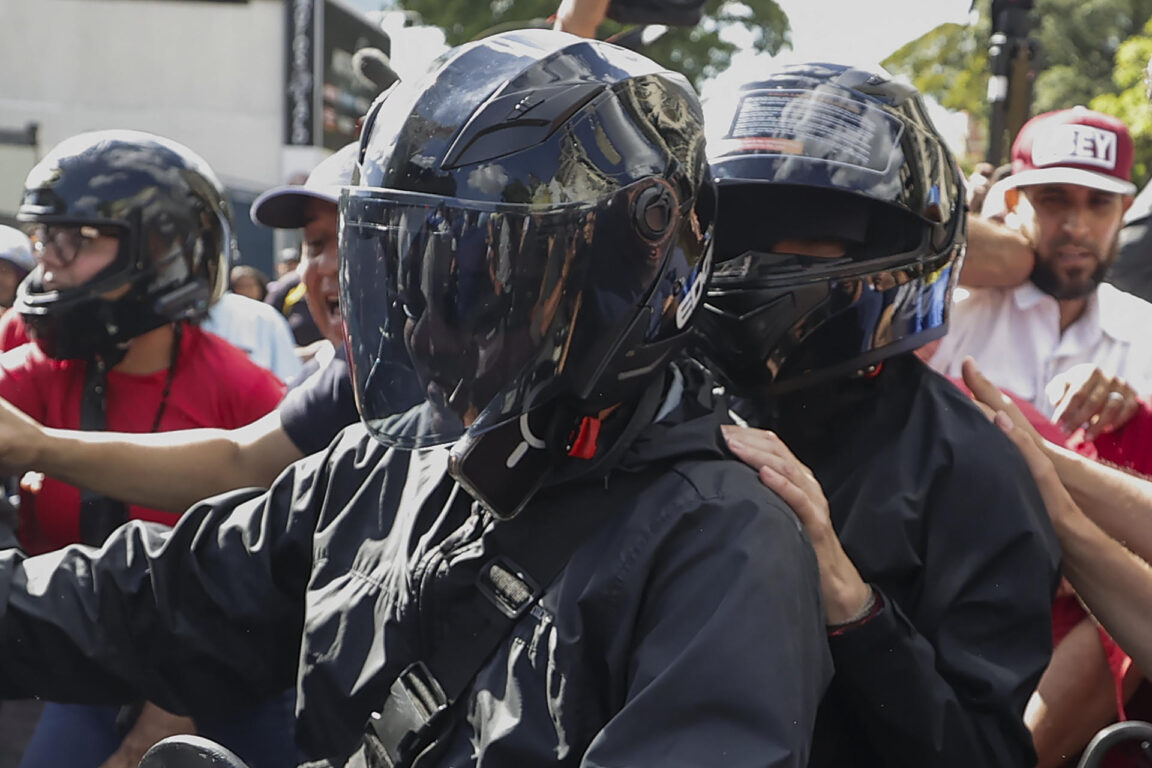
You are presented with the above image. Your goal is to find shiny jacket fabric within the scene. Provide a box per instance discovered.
[738,354,1061,767]
[0,362,831,767]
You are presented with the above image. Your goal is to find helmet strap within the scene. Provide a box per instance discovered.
[149,321,183,432]
[76,321,182,545]
[77,357,128,545]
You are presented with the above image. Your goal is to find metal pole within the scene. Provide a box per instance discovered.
[986,0,1037,165]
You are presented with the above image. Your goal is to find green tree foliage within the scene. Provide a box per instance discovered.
[1034,0,1152,110]
[883,22,987,115]
[398,0,791,90]
[883,0,1152,170]
[1091,18,1152,182]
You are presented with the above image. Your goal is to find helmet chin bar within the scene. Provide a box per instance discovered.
[448,354,672,520]
[19,270,180,364]
[448,401,567,520]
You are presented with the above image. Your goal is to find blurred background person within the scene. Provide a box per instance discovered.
[201,276,300,382]
[264,246,323,352]
[228,264,269,302]
[272,246,299,279]
[0,228,35,311]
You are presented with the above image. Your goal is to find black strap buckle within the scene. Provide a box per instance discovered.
[368,662,450,767]
[476,557,538,619]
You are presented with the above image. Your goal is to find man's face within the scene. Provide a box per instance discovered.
[1016,184,1132,300]
[28,225,120,291]
[300,198,341,344]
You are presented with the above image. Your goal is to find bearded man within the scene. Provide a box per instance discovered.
[930,107,1152,418]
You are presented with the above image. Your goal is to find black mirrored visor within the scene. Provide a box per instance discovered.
[340,188,598,450]
[714,88,904,175]
[712,250,855,283]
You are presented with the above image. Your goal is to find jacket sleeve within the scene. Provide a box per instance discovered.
[826,433,1061,768]
[582,472,833,768]
[0,448,331,717]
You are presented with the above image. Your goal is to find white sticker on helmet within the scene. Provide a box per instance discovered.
[676,240,712,329]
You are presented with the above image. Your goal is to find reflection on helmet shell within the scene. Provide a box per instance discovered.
[15,129,234,361]
[699,62,965,394]
[341,29,716,451]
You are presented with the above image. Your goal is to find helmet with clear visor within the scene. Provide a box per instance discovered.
[697,63,965,394]
[15,130,232,362]
[341,30,714,513]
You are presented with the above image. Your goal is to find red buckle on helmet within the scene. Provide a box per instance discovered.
[567,416,601,459]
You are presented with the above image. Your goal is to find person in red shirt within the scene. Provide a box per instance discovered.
[0,327,282,552]
[4,130,289,768]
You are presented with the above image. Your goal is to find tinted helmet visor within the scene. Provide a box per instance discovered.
[341,188,601,449]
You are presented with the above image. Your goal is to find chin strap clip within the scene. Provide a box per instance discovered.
[567,416,602,459]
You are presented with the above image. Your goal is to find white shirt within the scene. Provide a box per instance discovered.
[202,292,303,383]
[929,281,1152,418]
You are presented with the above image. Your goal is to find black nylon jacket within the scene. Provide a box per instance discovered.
[741,354,1061,768]
[0,362,832,767]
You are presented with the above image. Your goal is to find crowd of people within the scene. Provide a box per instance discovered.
[0,6,1151,768]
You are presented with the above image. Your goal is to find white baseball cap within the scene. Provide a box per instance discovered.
[0,225,35,273]
[251,142,360,229]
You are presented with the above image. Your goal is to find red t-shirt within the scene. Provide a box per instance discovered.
[0,307,28,352]
[0,325,285,554]
[1072,402,1152,477]
[1068,401,1152,728]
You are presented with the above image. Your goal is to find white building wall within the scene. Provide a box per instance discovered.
[0,0,288,215]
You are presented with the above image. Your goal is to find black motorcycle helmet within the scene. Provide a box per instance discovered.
[341,29,714,516]
[697,62,965,394]
[15,129,233,362]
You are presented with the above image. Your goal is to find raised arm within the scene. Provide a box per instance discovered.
[553,0,611,36]
[0,399,303,514]
[980,400,1152,675]
[964,357,1152,564]
[961,214,1035,288]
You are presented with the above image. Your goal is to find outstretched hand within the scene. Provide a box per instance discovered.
[721,424,872,625]
[961,357,1045,446]
[962,357,1075,529]
[1046,364,1140,440]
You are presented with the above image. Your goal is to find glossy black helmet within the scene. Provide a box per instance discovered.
[341,29,714,511]
[15,129,233,361]
[698,62,965,394]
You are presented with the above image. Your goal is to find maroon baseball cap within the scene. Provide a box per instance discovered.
[994,106,1136,197]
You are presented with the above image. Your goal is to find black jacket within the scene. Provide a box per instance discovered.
[741,354,1061,768]
[0,363,832,767]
